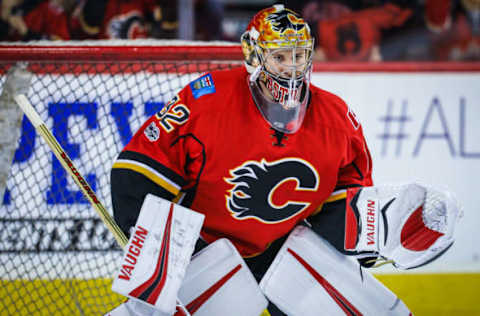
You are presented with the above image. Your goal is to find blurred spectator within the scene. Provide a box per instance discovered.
[286,0,384,14]
[3,0,477,62]
[426,0,480,61]
[150,0,178,39]
[194,0,224,41]
[295,1,413,61]
[1,0,71,41]
[378,1,433,61]
[152,0,224,41]
[69,0,161,39]
[1,0,25,40]
[69,0,223,41]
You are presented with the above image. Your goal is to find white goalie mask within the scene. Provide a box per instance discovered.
[241,5,314,134]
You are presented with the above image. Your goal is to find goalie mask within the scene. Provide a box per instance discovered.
[241,4,314,133]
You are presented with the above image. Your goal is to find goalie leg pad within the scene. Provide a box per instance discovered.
[178,238,268,316]
[104,299,171,316]
[111,194,204,315]
[104,299,190,316]
[345,183,462,269]
[260,226,411,316]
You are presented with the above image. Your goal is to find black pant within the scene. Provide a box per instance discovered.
[266,302,287,316]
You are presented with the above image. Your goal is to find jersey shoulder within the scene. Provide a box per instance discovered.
[175,66,248,117]
[310,84,361,135]
[185,66,247,101]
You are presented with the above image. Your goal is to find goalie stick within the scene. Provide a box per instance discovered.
[14,93,191,316]
[14,94,128,247]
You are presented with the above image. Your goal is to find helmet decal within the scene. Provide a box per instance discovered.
[247,6,312,48]
[265,11,306,37]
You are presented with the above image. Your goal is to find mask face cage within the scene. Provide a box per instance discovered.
[255,41,314,110]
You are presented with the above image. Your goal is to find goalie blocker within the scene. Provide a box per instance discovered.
[344,183,462,269]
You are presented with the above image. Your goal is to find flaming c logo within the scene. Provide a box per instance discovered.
[225,158,319,223]
[265,11,306,34]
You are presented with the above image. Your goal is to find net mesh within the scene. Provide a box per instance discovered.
[0,48,240,315]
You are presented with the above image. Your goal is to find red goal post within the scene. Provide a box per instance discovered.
[0,41,479,316]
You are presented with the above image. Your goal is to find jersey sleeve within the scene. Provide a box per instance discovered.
[335,123,373,190]
[307,103,374,263]
[111,83,204,236]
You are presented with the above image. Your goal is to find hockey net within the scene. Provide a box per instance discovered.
[0,41,242,316]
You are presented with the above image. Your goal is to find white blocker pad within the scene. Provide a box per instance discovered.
[260,226,411,316]
[177,238,268,316]
[112,194,204,315]
[344,183,462,269]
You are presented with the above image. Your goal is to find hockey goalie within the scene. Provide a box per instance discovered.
[106,5,462,316]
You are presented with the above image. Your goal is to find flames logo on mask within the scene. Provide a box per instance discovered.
[225,158,319,223]
[265,11,306,34]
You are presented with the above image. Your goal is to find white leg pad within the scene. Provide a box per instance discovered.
[260,226,411,316]
[178,238,268,316]
[104,299,170,316]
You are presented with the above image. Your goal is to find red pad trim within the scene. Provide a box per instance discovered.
[129,203,174,302]
[288,248,362,316]
[401,206,444,251]
[174,305,190,316]
[185,264,242,314]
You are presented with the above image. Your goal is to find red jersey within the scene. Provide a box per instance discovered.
[112,67,372,257]
[316,4,412,61]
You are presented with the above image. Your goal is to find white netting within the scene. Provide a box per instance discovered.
[0,44,241,315]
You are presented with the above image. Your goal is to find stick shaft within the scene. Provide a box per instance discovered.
[14,94,128,247]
